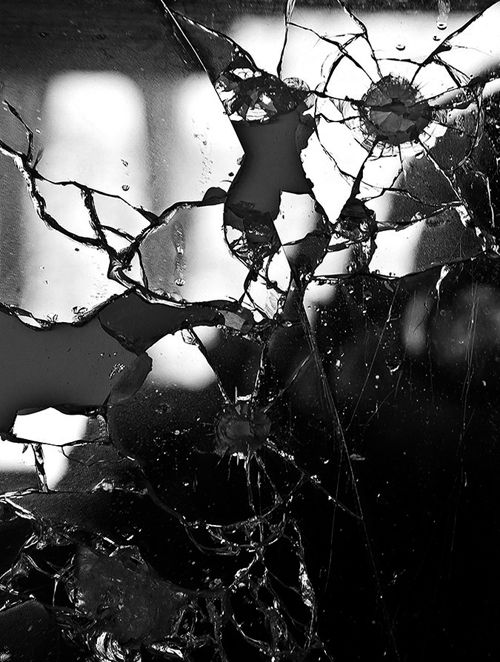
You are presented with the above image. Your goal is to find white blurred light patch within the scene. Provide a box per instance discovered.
[21,73,150,318]
[148,74,244,390]
[172,75,243,200]
[148,327,219,390]
[4,408,89,488]
[41,72,149,202]
[401,292,431,357]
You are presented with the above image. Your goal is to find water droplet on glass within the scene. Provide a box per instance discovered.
[396,43,405,51]
[433,35,441,41]
[437,0,451,31]
[121,184,130,191]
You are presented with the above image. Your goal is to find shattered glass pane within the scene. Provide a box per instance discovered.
[2,1,500,661]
